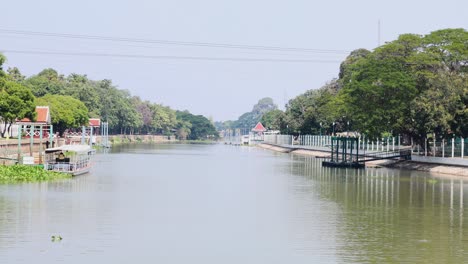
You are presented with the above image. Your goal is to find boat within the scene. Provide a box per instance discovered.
[44,145,96,176]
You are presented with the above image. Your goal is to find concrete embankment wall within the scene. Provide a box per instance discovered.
[108,134,177,143]
[0,135,177,164]
[258,143,330,157]
[257,143,295,153]
[0,134,176,150]
[411,155,468,167]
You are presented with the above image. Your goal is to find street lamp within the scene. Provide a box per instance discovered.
[332,122,335,136]
[320,122,322,136]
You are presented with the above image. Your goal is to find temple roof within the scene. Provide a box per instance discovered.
[252,122,266,132]
[17,106,51,124]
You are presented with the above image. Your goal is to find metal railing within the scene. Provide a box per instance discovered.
[413,138,468,158]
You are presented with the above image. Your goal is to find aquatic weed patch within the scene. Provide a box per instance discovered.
[0,165,71,184]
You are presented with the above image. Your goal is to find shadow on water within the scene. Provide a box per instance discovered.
[288,154,468,263]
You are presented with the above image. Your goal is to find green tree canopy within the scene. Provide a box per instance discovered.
[283,79,340,135]
[261,109,285,131]
[0,53,6,75]
[0,79,36,137]
[24,68,65,97]
[7,67,26,83]
[63,74,100,116]
[176,111,218,140]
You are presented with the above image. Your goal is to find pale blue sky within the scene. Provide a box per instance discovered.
[1,0,467,120]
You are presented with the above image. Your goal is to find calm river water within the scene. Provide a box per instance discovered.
[0,143,467,263]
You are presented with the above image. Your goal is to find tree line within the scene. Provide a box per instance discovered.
[0,56,218,140]
[222,28,467,144]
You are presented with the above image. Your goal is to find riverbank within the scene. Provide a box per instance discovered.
[109,135,177,145]
[257,143,468,177]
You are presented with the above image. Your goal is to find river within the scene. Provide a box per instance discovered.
[0,143,467,263]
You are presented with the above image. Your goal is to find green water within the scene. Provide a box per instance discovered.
[0,144,466,263]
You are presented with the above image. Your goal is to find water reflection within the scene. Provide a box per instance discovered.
[1,144,467,263]
[289,154,468,263]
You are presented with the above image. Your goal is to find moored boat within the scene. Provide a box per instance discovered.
[44,145,95,176]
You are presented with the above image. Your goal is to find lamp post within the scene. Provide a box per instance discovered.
[332,122,335,136]
[319,122,322,136]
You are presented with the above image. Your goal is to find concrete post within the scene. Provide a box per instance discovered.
[462,138,464,159]
[392,137,395,151]
[425,138,427,157]
[29,125,34,156]
[452,138,455,158]
[49,125,54,145]
[90,126,94,146]
[17,125,22,162]
[39,125,43,164]
[442,139,445,158]
[411,137,413,153]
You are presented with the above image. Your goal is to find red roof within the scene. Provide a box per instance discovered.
[18,106,50,124]
[252,122,266,132]
[89,118,101,127]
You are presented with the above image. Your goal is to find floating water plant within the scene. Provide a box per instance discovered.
[51,235,63,242]
[0,165,71,184]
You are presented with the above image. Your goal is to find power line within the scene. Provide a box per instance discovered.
[0,49,343,63]
[0,28,351,54]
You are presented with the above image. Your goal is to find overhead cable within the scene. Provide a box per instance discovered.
[0,28,351,54]
[1,49,343,63]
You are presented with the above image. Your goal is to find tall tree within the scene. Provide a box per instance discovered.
[63,74,100,116]
[0,79,36,137]
[176,111,218,140]
[151,104,177,135]
[261,109,285,131]
[7,67,25,83]
[0,53,6,77]
[24,68,65,97]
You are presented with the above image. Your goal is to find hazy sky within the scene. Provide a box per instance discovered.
[1,0,467,120]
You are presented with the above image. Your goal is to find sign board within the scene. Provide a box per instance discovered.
[22,156,35,165]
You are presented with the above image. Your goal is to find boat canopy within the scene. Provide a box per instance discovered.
[45,145,92,154]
